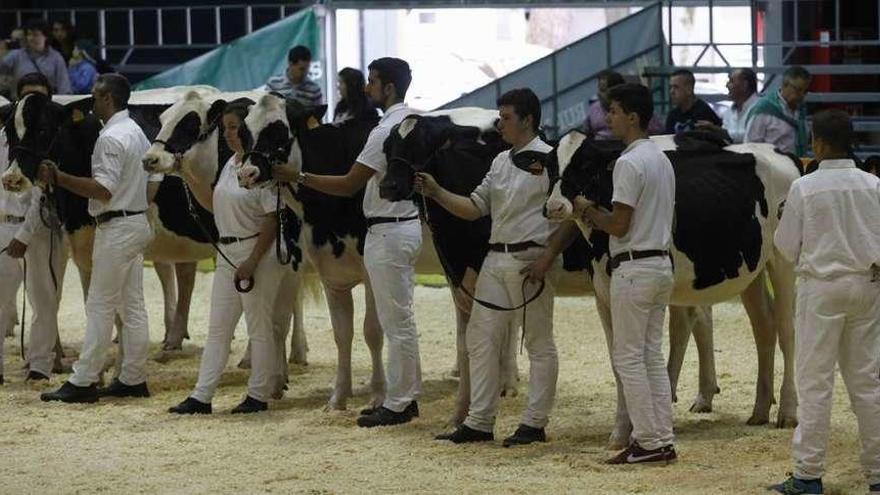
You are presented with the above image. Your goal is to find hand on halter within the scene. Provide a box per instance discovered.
[5,238,27,258]
[272,163,299,183]
[520,253,552,284]
[37,160,58,186]
[413,172,439,198]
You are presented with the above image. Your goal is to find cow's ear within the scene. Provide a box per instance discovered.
[207,99,227,129]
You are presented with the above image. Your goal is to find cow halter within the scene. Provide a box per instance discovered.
[152,112,222,161]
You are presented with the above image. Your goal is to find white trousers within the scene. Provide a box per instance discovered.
[463,249,558,433]
[0,222,64,376]
[363,220,422,413]
[69,215,153,387]
[792,274,880,485]
[191,238,285,404]
[610,257,675,451]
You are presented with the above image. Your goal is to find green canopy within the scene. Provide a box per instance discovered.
[134,8,321,91]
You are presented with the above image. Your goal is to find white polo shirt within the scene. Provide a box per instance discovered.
[357,102,419,219]
[609,138,676,257]
[88,109,160,217]
[470,136,556,245]
[774,159,880,279]
[722,93,758,144]
[212,155,278,238]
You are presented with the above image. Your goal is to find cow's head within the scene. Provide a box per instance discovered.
[380,115,448,201]
[544,130,623,221]
[142,91,226,174]
[1,92,69,192]
[238,95,322,189]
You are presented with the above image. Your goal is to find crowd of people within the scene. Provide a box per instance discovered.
[1,40,879,494]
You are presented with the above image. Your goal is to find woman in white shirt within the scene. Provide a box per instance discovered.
[169,101,284,415]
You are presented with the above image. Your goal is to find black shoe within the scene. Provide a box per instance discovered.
[40,381,99,403]
[360,401,419,418]
[97,378,150,398]
[169,397,212,415]
[502,424,546,447]
[0,375,4,385]
[231,396,268,414]
[435,424,494,443]
[356,402,419,428]
[606,441,676,465]
[26,370,50,382]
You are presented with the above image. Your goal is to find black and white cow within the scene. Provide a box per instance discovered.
[544,130,801,447]
[378,108,596,425]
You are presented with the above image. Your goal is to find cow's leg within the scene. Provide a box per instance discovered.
[740,270,776,426]
[450,288,472,427]
[325,284,355,410]
[689,305,719,413]
[499,320,519,398]
[363,279,385,410]
[767,255,797,428]
[288,273,308,365]
[2,298,18,338]
[173,261,196,342]
[153,262,178,348]
[270,269,297,399]
[667,306,695,404]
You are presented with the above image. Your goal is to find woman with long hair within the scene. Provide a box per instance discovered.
[333,67,377,123]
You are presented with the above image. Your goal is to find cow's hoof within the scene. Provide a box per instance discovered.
[689,399,713,413]
[500,386,519,398]
[289,355,308,366]
[326,391,349,411]
[776,413,798,429]
[608,424,632,450]
[237,358,251,370]
[746,413,770,426]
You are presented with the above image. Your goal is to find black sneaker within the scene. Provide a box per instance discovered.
[356,402,418,428]
[502,424,546,447]
[169,397,212,415]
[231,396,268,414]
[869,482,880,495]
[768,475,823,494]
[26,370,50,382]
[40,381,99,404]
[606,442,676,465]
[435,424,494,443]
[97,378,150,398]
[360,401,419,418]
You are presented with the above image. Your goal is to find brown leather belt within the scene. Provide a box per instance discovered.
[609,250,669,272]
[488,240,543,253]
[0,214,25,224]
[95,210,144,225]
[365,215,418,228]
[218,233,259,245]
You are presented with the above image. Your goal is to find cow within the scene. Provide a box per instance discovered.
[140,90,309,387]
[542,130,801,447]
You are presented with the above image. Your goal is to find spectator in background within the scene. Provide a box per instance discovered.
[745,66,811,156]
[51,20,76,64]
[0,35,17,100]
[0,19,71,97]
[333,67,377,123]
[584,70,663,140]
[264,45,322,107]
[665,68,721,135]
[68,39,98,94]
[697,68,759,143]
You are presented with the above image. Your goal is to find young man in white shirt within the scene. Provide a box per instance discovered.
[581,83,678,464]
[770,109,880,495]
[272,57,422,428]
[40,73,159,403]
[417,88,559,447]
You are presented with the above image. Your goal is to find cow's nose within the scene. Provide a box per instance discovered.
[142,156,158,171]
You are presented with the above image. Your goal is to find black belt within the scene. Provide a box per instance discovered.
[488,240,543,253]
[365,215,418,228]
[0,214,26,224]
[218,233,259,245]
[609,250,669,272]
[95,210,144,225]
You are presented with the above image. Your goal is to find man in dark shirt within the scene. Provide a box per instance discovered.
[665,68,721,134]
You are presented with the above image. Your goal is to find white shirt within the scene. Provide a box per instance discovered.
[774,159,880,279]
[357,102,419,219]
[212,155,277,238]
[722,93,758,144]
[0,131,43,244]
[88,109,160,216]
[609,138,676,257]
[470,136,557,245]
[745,91,801,154]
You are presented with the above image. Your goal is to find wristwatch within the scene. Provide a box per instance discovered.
[296,172,308,185]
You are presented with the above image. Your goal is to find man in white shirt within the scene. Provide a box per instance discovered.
[0,73,65,384]
[273,57,423,427]
[698,68,759,143]
[580,83,677,464]
[745,66,811,156]
[40,73,160,403]
[417,88,559,446]
[770,109,880,495]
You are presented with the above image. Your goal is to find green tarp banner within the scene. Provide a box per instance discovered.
[134,8,321,91]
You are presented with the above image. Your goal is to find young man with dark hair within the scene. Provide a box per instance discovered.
[0,18,71,97]
[0,74,64,385]
[770,109,880,495]
[746,65,811,156]
[419,88,559,447]
[665,68,721,134]
[581,83,677,464]
[272,57,421,428]
[264,44,323,107]
[39,73,162,403]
